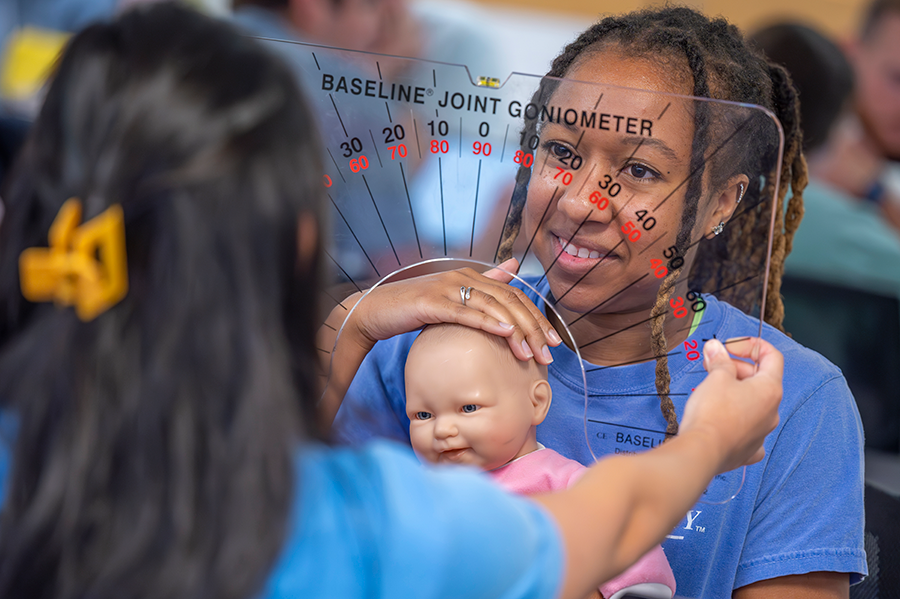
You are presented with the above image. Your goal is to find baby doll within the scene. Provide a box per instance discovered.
[404,324,677,599]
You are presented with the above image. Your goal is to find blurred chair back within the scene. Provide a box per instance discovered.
[850,483,900,599]
[781,274,900,453]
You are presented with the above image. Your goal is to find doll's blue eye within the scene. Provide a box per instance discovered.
[416,411,432,420]
[461,404,479,413]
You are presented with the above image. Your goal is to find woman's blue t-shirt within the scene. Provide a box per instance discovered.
[333,277,868,597]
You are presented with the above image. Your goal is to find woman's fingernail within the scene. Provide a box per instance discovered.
[520,339,534,359]
[498,322,514,330]
[541,345,554,363]
[548,328,563,345]
[704,338,725,359]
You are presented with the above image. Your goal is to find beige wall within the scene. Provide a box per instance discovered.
[468,0,871,39]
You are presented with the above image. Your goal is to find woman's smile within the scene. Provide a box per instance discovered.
[550,232,622,275]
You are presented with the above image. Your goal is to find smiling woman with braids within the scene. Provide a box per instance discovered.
[333,7,866,598]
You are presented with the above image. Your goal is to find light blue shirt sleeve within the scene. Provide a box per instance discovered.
[263,440,564,599]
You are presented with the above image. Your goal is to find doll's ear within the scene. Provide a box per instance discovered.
[530,380,552,426]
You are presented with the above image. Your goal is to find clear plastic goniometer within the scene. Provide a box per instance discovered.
[262,38,783,504]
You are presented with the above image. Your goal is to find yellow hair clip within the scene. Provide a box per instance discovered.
[19,198,128,322]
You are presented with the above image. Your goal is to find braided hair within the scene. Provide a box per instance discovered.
[496,7,806,435]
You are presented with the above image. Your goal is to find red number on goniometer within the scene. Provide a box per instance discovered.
[349,156,369,172]
[473,142,491,156]
[589,191,608,210]
[387,144,407,160]
[621,221,641,242]
[684,339,700,361]
[650,258,667,278]
[514,150,534,167]
[554,167,573,185]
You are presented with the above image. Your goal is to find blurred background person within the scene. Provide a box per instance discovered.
[0,0,224,188]
[231,0,504,80]
[751,23,900,555]
[810,0,900,231]
[751,22,900,301]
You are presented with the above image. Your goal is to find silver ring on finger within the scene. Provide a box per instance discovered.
[459,286,474,306]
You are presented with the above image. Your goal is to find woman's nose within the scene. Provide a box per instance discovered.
[556,173,615,226]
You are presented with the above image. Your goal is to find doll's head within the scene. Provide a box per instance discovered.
[405,324,552,470]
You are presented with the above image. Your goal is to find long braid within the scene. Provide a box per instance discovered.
[648,31,711,436]
[763,62,807,330]
[649,267,682,435]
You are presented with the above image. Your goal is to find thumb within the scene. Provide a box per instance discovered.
[484,258,519,283]
[702,338,736,377]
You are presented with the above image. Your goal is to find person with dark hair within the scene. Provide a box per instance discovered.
[750,23,854,154]
[0,3,785,599]
[232,0,502,78]
[332,7,866,598]
[812,0,900,230]
[852,0,900,163]
[753,22,900,445]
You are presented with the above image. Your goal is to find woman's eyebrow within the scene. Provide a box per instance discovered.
[620,136,679,161]
[543,122,680,162]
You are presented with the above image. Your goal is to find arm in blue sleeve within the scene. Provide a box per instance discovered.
[266,441,564,599]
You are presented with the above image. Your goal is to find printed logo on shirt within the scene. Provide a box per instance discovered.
[586,420,667,456]
[667,510,705,539]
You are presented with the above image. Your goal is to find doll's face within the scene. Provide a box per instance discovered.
[405,327,549,471]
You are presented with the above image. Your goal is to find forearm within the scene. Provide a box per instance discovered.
[733,572,849,598]
[316,292,367,429]
[534,430,722,599]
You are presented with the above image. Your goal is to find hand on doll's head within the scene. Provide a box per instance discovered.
[405,324,551,470]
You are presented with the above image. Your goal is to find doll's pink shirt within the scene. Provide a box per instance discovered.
[489,446,586,495]
[490,447,677,599]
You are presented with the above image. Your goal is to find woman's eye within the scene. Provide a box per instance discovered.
[416,411,432,420]
[626,163,658,180]
[461,404,479,413]
[545,141,572,160]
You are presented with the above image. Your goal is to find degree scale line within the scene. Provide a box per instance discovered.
[327,193,380,278]
[328,94,349,138]
[400,162,423,259]
[361,175,401,266]
[470,160,482,257]
[324,249,363,293]
[368,130,383,168]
